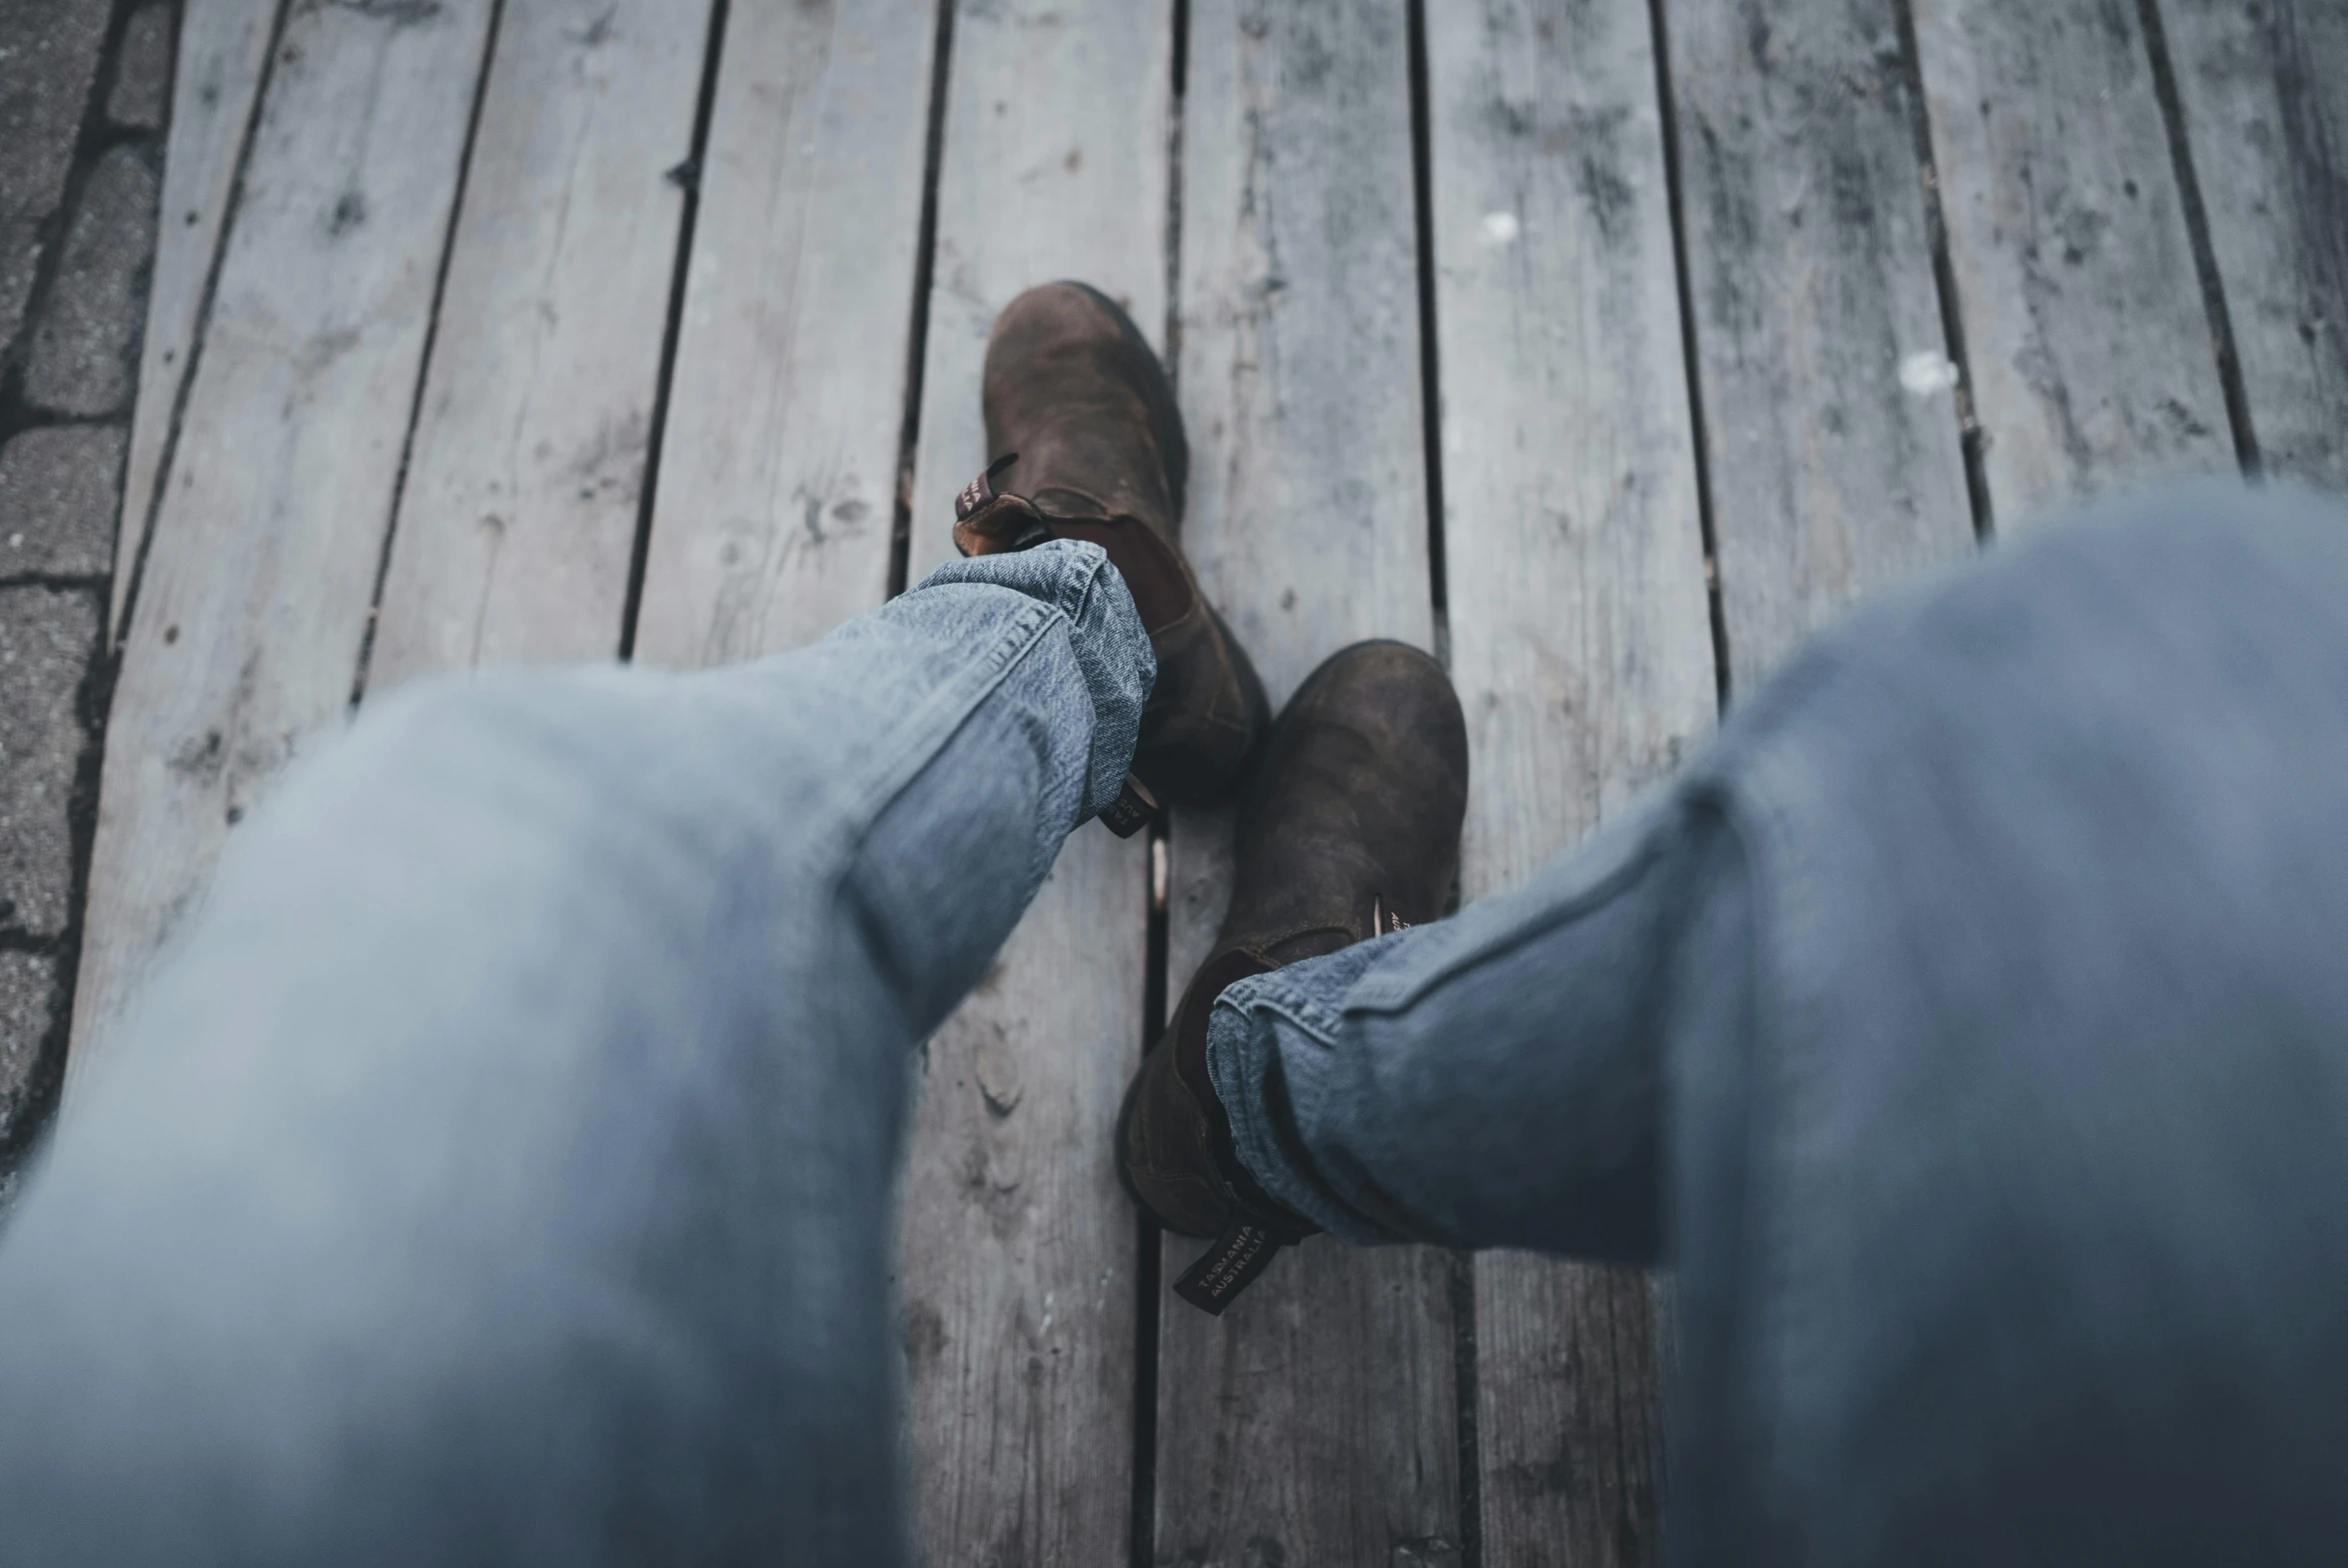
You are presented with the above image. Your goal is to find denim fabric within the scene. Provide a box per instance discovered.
[0,540,1147,1568]
[1209,483,2348,1565]
[8,479,2348,1565]
[1205,788,1681,1254]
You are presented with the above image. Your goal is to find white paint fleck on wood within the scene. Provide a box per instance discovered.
[113,0,279,642]
[71,0,496,1083]
[1665,0,1977,690]
[632,0,942,668]
[893,3,1169,1561]
[1914,0,2232,529]
[1155,3,1458,1565]
[1425,0,1714,1560]
[2155,0,2348,488]
[368,0,709,691]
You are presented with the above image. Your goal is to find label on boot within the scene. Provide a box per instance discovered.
[956,452,1021,520]
[952,456,1053,557]
[1098,772,1161,838]
[1173,1220,1287,1314]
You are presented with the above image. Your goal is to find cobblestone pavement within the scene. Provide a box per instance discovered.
[0,0,174,1196]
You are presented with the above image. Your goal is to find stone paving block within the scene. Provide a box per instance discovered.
[0,948,56,1145]
[0,587,98,936]
[24,145,160,417]
[0,0,112,363]
[0,424,124,578]
[108,4,176,131]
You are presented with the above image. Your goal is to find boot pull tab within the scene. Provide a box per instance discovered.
[1097,771,1161,838]
[955,452,1020,518]
[1173,1219,1288,1314]
[953,453,1054,557]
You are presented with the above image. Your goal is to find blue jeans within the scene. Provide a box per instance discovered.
[5,488,2348,1564]
[1210,483,2348,1564]
[0,542,1149,1567]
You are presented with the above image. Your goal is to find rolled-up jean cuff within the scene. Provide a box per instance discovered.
[909,539,1155,821]
[1204,935,1415,1245]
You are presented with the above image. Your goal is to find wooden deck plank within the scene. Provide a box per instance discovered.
[2154,0,2348,489]
[1156,3,1456,1565]
[71,0,496,1079]
[113,0,280,642]
[1423,1,1716,1561]
[632,0,942,668]
[367,0,710,691]
[1913,0,2232,530]
[894,5,1171,1562]
[1663,0,1976,692]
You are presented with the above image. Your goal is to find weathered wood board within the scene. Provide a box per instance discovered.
[113,0,281,641]
[893,4,1170,1562]
[1663,0,1976,692]
[71,0,496,1080]
[367,0,710,691]
[75,0,2348,1553]
[2154,0,2348,489]
[1912,0,2232,530]
[632,0,942,669]
[1424,0,1716,1561]
[1157,3,1456,1565]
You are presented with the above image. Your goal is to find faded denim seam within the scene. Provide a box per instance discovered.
[1042,542,1154,817]
[1345,793,1684,1015]
[1204,973,1394,1245]
[915,540,1152,822]
[811,597,1063,862]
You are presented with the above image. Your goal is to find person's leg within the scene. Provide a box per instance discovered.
[0,538,1147,1567]
[1202,483,2348,1562]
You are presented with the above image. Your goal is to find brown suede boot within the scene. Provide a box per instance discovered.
[953,281,1268,827]
[1118,641,1469,1311]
